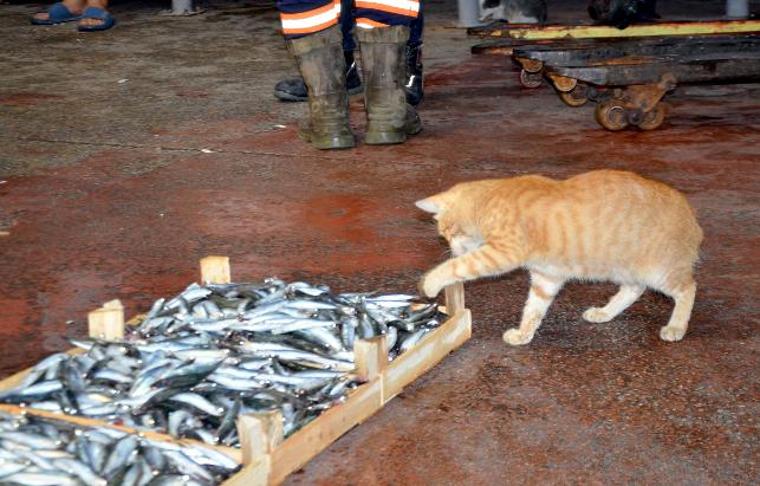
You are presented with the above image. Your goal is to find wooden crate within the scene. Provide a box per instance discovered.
[0,256,471,485]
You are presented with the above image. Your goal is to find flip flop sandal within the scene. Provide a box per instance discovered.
[77,6,116,32]
[30,2,81,25]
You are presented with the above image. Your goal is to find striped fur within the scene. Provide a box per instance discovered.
[416,170,703,345]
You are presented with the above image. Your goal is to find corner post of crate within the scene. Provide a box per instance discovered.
[235,410,283,484]
[444,282,466,315]
[88,299,125,340]
[200,255,231,284]
[354,335,388,383]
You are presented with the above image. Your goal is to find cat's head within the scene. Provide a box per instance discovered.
[416,187,483,256]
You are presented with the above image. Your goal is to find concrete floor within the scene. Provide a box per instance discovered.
[1,0,759,483]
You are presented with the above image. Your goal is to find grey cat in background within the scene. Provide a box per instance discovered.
[479,0,548,23]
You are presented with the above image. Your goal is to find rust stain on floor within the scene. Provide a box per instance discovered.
[0,92,64,106]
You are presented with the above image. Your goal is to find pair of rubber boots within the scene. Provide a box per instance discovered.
[288,25,421,149]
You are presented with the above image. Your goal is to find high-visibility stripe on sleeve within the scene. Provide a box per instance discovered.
[355,0,419,16]
[356,17,389,29]
[281,0,341,35]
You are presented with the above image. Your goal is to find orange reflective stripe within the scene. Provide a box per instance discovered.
[355,17,388,27]
[281,0,340,35]
[280,0,338,20]
[282,17,339,35]
[355,0,419,16]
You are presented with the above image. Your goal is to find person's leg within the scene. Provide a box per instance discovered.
[277,0,355,149]
[354,0,422,144]
[339,0,362,97]
[408,2,423,47]
[405,3,424,105]
[274,0,362,102]
[340,0,356,51]
[273,50,362,101]
[33,0,85,22]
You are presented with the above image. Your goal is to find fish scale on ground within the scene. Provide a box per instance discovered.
[0,279,445,482]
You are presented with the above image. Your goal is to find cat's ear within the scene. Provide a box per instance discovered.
[415,195,445,215]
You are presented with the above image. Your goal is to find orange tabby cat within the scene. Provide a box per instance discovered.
[416,170,703,345]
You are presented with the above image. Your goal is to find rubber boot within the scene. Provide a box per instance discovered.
[357,25,422,145]
[274,51,363,102]
[287,26,355,149]
[404,43,423,106]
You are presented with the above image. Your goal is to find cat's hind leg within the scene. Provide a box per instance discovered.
[656,274,696,342]
[582,284,646,323]
[503,271,564,346]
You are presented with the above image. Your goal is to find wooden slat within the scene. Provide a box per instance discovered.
[268,378,384,485]
[88,299,125,340]
[223,460,270,486]
[1,297,144,393]
[200,255,232,284]
[237,411,284,467]
[0,367,35,392]
[472,45,515,56]
[0,348,85,392]
[0,312,144,396]
[383,309,472,401]
[444,282,466,315]
[506,20,760,41]
[126,313,146,326]
[353,336,388,382]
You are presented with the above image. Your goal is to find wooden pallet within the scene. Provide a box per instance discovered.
[0,256,472,485]
[471,19,760,40]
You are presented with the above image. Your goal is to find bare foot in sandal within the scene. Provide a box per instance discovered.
[32,0,83,24]
[78,0,113,29]
[32,0,114,30]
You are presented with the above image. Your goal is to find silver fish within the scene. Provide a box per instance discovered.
[0,279,445,454]
[0,412,238,485]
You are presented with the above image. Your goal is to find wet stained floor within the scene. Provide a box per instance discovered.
[0,0,759,483]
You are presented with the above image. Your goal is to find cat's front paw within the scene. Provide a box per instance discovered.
[418,272,443,298]
[503,328,533,346]
[659,325,686,342]
[582,307,613,323]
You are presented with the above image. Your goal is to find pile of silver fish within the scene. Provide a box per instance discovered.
[0,279,444,450]
[0,411,239,485]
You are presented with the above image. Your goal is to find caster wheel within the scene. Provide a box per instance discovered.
[627,108,645,126]
[551,76,577,93]
[595,99,629,131]
[519,69,543,89]
[587,86,611,103]
[638,103,668,130]
[559,84,589,107]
